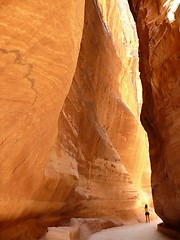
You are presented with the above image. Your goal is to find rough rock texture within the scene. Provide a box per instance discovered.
[128,0,180,229]
[41,218,119,240]
[0,0,152,239]
[0,0,85,239]
[54,0,151,221]
[158,222,180,239]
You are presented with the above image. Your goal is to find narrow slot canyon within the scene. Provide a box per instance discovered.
[0,0,179,239]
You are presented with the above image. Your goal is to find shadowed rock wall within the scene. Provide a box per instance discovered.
[129,0,180,229]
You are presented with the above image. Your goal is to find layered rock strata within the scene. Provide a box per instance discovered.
[128,0,180,229]
[54,0,151,221]
[0,0,152,239]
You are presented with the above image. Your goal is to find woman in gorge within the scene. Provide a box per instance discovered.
[145,204,150,223]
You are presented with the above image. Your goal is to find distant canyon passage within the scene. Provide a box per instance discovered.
[0,0,179,239]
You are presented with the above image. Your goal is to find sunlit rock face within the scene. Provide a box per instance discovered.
[95,0,151,204]
[0,0,85,239]
[0,0,152,239]
[129,0,180,228]
[51,0,151,221]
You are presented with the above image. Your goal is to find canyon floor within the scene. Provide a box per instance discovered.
[42,218,174,240]
[89,219,173,240]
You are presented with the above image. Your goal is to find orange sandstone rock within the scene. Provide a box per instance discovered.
[0,0,85,239]
[52,0,151,220]
[0,0,153,239]
[129,0,180,229]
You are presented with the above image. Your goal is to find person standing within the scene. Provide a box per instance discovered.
[144,204,150,223]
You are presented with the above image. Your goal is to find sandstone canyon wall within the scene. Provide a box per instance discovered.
[52,0,151,220]
[0,0,85,239]
[0,0,152,239]
[128,0,180,230]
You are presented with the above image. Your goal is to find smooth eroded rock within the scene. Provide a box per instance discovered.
[0,0,85,239]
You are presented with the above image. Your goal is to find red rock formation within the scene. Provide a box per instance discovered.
[50,0,151,220]
[0,0,85,239]
[0,0,153,239]
[129,0,180,229]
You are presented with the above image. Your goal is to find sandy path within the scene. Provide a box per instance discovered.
[89,219,173,240]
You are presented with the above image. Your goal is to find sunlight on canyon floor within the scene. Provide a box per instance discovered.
[89,218,173,240]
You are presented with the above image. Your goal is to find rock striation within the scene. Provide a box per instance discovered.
[54,0,151,221]
[0,0,153,239]
[128,0,180,230]
[0,0,85,239]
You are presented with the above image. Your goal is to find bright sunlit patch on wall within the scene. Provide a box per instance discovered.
[164,0,180,22]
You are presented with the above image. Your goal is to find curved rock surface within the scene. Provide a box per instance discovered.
[128,0,180,229]
[55,0,151,221]
[0,0,85,239]
[0,0,153,239]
